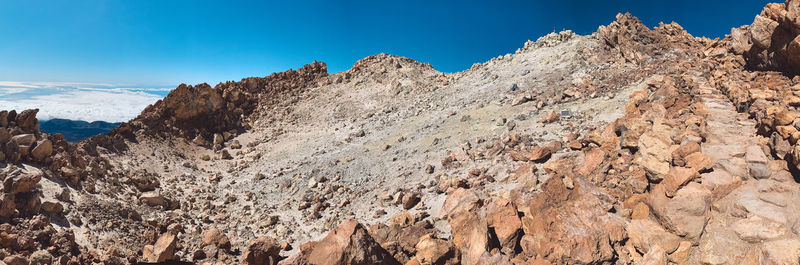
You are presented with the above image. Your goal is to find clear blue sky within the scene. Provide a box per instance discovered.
[0,0,772,87]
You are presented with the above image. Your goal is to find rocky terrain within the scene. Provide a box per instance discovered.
[4,1,800,264]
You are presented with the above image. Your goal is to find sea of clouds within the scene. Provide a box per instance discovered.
[0,81,170,123]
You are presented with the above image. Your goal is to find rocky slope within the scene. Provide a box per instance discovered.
[4,1,800,264]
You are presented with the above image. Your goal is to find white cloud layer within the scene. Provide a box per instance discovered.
[0,82,167,123]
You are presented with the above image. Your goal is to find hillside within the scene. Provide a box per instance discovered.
[3,1,800,264]
[39,119,121,142]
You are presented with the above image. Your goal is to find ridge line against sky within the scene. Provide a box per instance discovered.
[0,0,773,123]
[0,0,771,87]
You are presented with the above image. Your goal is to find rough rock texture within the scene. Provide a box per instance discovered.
[6,2,800,264]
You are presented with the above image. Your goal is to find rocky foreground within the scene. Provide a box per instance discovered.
[5,1,800,265]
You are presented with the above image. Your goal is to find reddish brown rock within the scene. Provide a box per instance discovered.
[485,200,521,252]
[520,176,626,264]
[414,234,459,265]
[576,148,606,176]
[439,188,481,219]
[241,236,281,265]
[143,233,177,263]
[288,219,399,265]
[202,226,231,251]
[663,166,699,197]
[448,210,488,265]
[4,170,42,194]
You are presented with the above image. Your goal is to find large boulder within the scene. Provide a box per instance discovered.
[241,236,281,265]
[648,182,712,240]
[520,176,626,264]
[286,219,399,265]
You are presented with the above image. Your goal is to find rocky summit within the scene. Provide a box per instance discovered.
[6,1,800,265]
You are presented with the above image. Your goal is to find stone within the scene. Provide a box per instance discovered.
[576,148,606,176]
[699,234,748,265]
[672,142,700,166]
[735,189,788,224]
[29,250,53,265]
[9,134,35,146]
[761,238,800,265]
[3,256,28,265]
[631,202,649,220]
[145,233,177,263]
[213,133,224,145]
[667,241,691,264]
[733,215,786,243]
[448,210,488,265]
[402,192,421,210]
[14,109,39,131]
[701,170,740,198]
[749,162,772,179]
[288,219,399,265]
[485,199,521,252]
[0,128,9,144]
[663,166,698,197]
[202,227,231,250]
[30,139,52,161]
[414,234,459,265]
[626,219,681,255]
[542,111,559,123]
[638,130,672,181]
[41,200,63,214]
[139,191,166,207]
[241,236,281,265]
[774,107,796,126]
[4,171,42,194]
[684,152,713,172]
[439,188,481,219]
[750,15,778,49]
[648,182,711,240]
[638,245,666,265]
[526,146,551,162]
[520,177,626,264]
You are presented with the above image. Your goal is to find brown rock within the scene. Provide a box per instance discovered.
[402,192,421,210]
[485,199,521,252]
[576,148,606,176]
[631,202,650,220]
[139,191,166,207]
[684,152,713,172]
[290,219,399,265]
[648,182,711,240]
[144,233,177,263]
[542,111,559,123]
[31,139,52,161]
[526,146,551,162]
[448,210,488,265]
[3,255,29,265]
[520,177,626,264]
[4,170,42,194]
[15,109,39,131]
[202,227,231,250]
[672,142,700,166]
[663,166,698,197]
[414,234,459,265]
[439,188,481,219]
[241,236,281,265]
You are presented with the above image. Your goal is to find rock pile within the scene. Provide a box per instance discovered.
[0,109,53,164]
[732,0,800,74]
[116,61,329,146]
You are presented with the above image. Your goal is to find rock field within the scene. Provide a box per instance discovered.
[4,1,800,264]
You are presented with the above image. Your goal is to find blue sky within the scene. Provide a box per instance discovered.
[0,0,772,122]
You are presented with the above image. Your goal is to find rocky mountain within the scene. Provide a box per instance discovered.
[4,1,800,264]
[39,119,121,142]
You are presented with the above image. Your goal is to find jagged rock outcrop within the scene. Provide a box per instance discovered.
[732,0,800,74]
[115,61,328,145]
